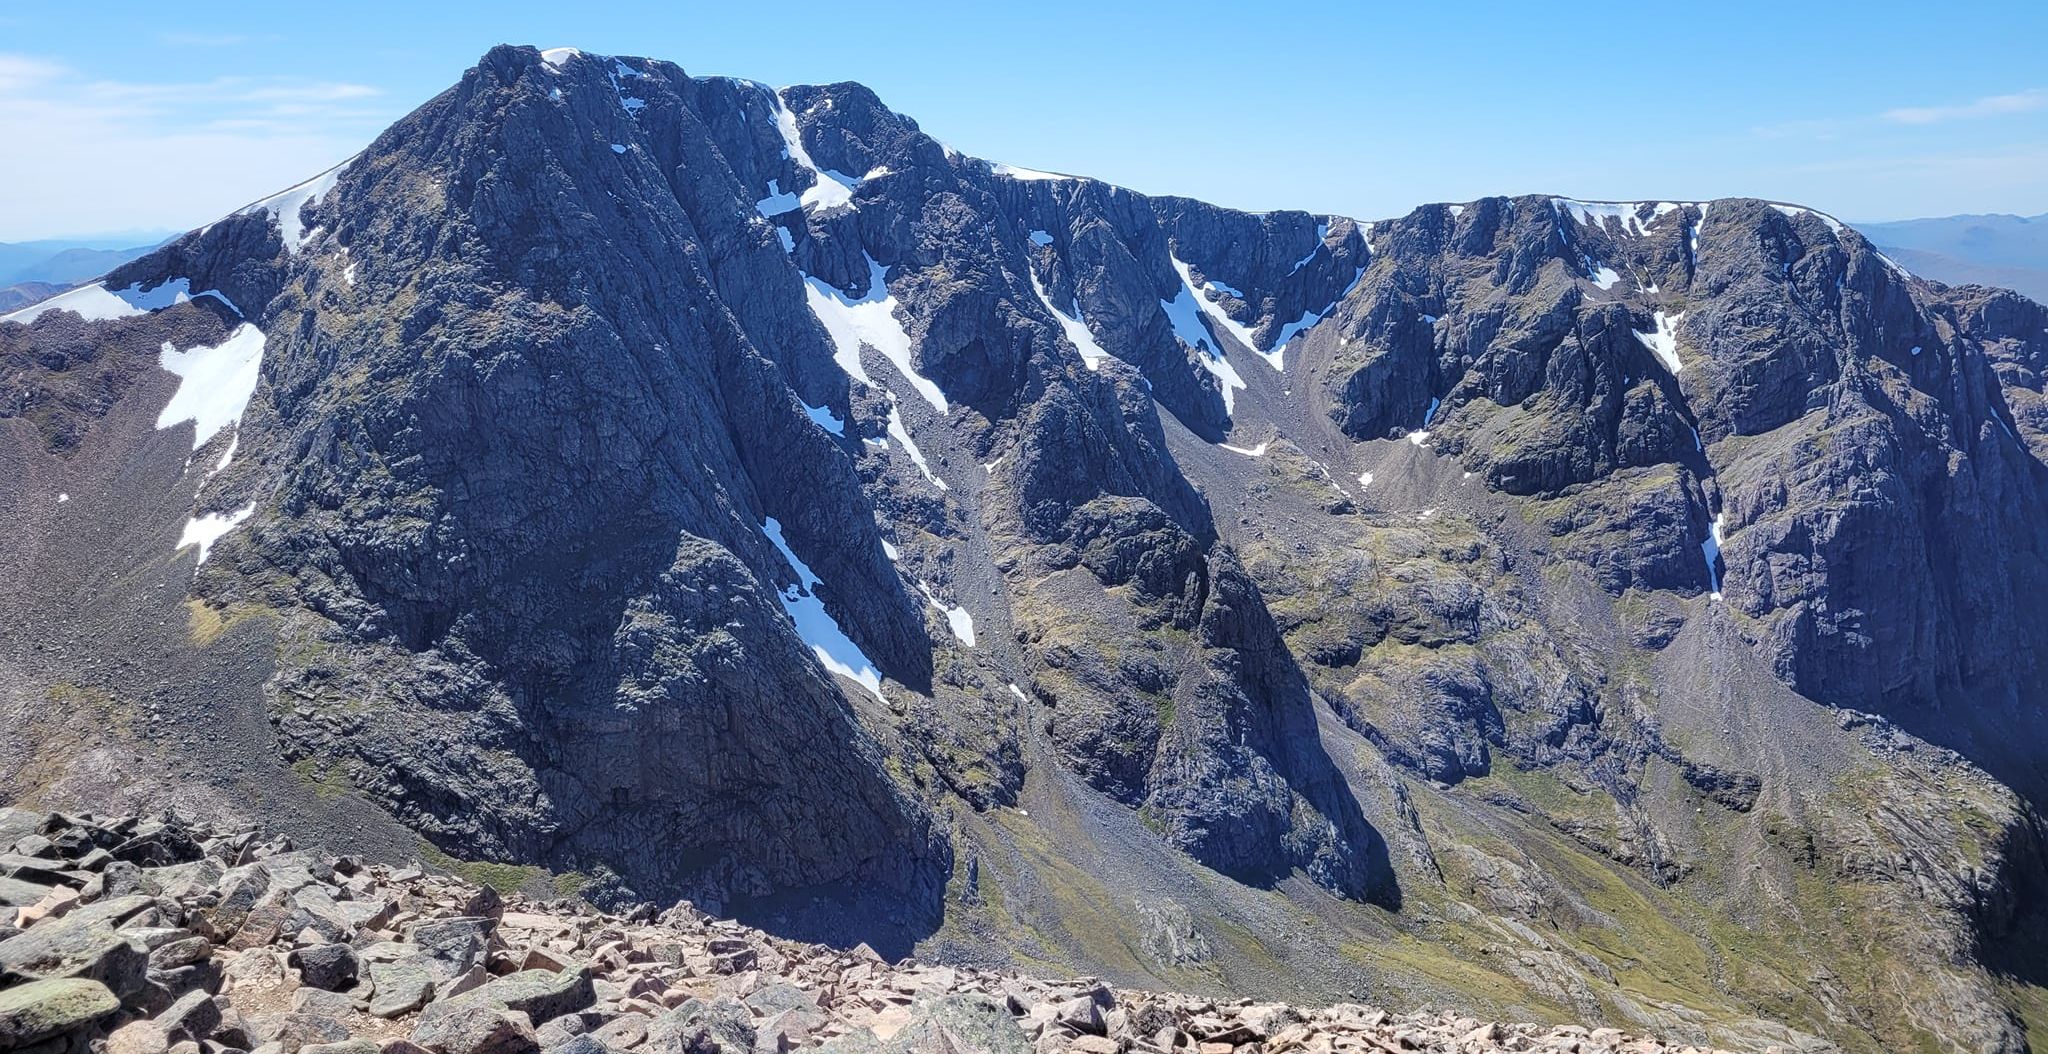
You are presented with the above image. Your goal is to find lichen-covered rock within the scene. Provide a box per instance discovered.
[0,978,121,1049]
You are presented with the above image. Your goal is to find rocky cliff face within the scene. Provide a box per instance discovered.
[4,44,2047,1054]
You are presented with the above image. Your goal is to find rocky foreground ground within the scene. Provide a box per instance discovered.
[0,811,1762,1054]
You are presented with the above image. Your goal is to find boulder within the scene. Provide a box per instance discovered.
[645,998,755,1054]
[469,967,596,1025]
[884,996,1031,1054]
[251,1012,351,1054]
[289,943,361,992]
[157,988,223,1043]
[411,1004,539,1054]
[0,978,122,1049]
[369,958,439,1018]
[0,876,59,908]
[405,918,493,980]
[0,917,148,997]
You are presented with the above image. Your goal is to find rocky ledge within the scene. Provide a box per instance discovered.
[0,810,1762,1054]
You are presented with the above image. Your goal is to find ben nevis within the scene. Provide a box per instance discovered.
[2,14,2046,1054]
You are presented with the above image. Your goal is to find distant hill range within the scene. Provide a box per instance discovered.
[0,237,167,312]
[1855,212,2048,302]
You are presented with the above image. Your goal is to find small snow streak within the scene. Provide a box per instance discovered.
[1029,270,1111,371]
[1701,513,1727,600]
[762,517,885,701]
[887,403,948,491]
[989,162,1074,182]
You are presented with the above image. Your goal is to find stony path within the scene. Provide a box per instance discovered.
[0,810,1762,1054]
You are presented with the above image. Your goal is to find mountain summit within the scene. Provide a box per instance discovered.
[4,44,2047,1054]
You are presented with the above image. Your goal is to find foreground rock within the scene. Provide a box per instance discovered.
[0,809,1767,1054]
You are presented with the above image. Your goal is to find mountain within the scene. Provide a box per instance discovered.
[0,238,165,287]
[0,282,64,314]
[1854,213,2048,303]
[4,44,2047,1054]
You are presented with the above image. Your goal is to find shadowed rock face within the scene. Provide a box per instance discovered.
[1309,195,2048,799]
[7,43,2048,1054]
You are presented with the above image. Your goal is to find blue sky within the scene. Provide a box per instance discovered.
[2,0,2044,241]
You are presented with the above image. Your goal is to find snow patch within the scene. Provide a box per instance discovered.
[1768,203,1843,234]
[5,280,174,324]
[57,493,69,503]
[243,159,351,253]
[1634,311,1686,374]
[886,402,948,490]
[990,162,1073,181]
[1029,270,1111,371]
[756,179,800,216]
[1218,441,1269,457]
[177,503,254,566]
[801,399,845,437]
[1553,199,1687,238]
[1,278,232,326]
[765,97,868,213]
[802,170,858,211]
[916,583,976,646]
[802,254,948,412]
[1267,309,1323,367]
[1288,222,1330,275]
[1171,252,1261,374]
[1701,512,1726,600]
[539,47,581,68]
[156,324,266,452]
[1008,683,1028,702]
[761,517,885,701]
[1357,472,1373,489]
[1159,279,1247,413]
[1589,264,1622,290]
[1028,229,1055,247]
[772,94,859,212]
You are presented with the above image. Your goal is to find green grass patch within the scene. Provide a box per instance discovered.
[415,839,587,899]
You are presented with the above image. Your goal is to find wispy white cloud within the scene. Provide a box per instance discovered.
[0,53,394,240]
[1754,87,2048,140]
[1883,88,2048,125]
[155,31,267,48]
